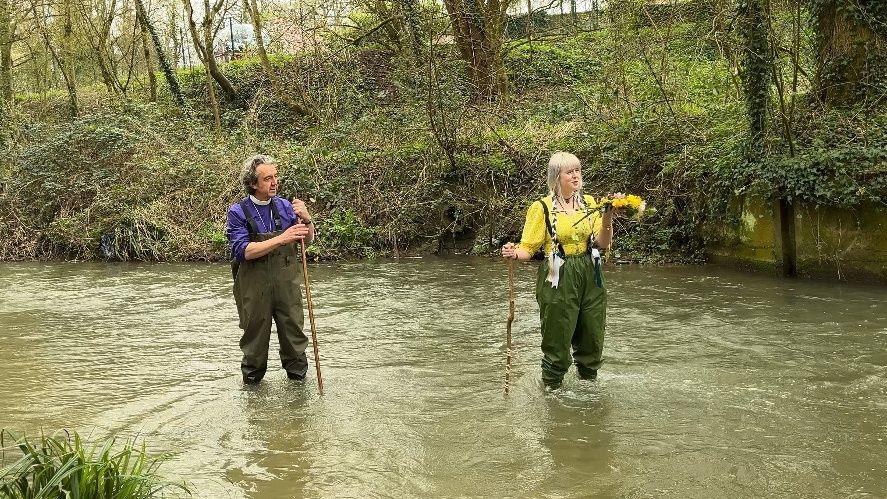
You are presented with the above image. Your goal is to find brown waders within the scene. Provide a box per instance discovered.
[233,230,309,383]
[536,253,607,388]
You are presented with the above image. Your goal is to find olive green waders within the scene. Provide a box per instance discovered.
[536,253,606,387]
[234,231,309,383]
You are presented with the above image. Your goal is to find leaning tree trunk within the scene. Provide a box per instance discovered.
[182,0,236,101]
[201,17,236,99]
[182,0,222,130]
[443,0,508,101]
[814,0,887,106]
[191,0,235,99]
[134,0,185,107]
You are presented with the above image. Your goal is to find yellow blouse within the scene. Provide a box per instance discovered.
[518,195,603,256]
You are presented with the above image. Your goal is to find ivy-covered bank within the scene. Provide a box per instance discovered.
[1,16,885,281]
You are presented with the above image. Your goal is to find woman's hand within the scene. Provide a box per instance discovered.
[502,242,519,260]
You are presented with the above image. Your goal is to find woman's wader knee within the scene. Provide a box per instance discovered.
[233,231,309,383]
[536,253,607,387]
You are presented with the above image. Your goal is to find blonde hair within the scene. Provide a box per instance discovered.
[546,152,582,196]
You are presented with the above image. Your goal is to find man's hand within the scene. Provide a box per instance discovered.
[277,223,310,245]
[292,198,312,223]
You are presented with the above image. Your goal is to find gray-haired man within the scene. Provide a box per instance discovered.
[226,154,316,384]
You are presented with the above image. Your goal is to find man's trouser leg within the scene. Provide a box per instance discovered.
[236,269,274,383]
[272,257,309,378]
[573,259,606,379]
[537,256,585,388]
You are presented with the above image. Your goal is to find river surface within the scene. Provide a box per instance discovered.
[1,259,885,497]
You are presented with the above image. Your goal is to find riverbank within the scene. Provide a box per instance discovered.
[1,19,884,281]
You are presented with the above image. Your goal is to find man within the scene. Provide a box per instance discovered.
[226,154,316,384]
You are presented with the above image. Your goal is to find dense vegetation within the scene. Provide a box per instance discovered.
[0,0,884,263]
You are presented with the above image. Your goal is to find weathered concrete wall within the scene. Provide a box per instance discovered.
[795,202,887,280]
[707,196,887,283]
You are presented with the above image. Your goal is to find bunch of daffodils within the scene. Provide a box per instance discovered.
[597,193,652,218]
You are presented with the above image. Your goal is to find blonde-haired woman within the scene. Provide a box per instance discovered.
[502,152,615,389]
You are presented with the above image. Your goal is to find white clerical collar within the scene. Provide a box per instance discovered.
[249,194,272,206]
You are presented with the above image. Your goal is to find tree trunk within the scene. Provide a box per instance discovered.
[200,11,236,99]
[51,0,78,117]
[170,8,181,70]
[244,0,312,114]
[814,0,887,106]
[570,0,578,29]
[739,0,771,153]
[205,62,221,133]
[371,0,402,49]
[134,0,185,107]
[0,0,12,110]
[140,19,157,101]
[183,0,236,100]
[398,0,423,62]
[442,0,508,100]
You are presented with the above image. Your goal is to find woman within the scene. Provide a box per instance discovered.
[501,152,615,389]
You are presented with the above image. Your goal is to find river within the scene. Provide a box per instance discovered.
[1,259,885,497]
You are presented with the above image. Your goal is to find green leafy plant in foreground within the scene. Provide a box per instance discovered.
[0,430,189,498]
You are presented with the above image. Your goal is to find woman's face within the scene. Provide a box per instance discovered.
[558,163,582,195]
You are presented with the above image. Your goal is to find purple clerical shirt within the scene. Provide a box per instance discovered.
[226,196,300,262]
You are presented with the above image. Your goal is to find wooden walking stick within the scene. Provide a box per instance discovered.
[300,239,323,394]
[505,258,515,395]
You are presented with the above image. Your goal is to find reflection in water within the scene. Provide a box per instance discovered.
[533,386,616,496]
[0,259,885,497]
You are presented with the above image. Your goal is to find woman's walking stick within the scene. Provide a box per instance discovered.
[505,259,515,395]
[300,239,323,394]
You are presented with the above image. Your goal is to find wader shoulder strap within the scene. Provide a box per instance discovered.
[537,199,554,237]
[269,198,282,232]
[538,199,553,238]
[537,199,565,256]
[239,199,259,236]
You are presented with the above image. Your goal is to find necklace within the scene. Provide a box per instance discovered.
[250,200,272,233]
[556,193,576,212]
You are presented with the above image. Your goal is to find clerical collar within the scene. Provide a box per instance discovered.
[249,194,272,206]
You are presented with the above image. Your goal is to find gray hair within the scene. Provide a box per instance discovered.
[546,151,582,196]
[241,154,276,194]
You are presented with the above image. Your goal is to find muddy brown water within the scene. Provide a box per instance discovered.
[1,259,885,497]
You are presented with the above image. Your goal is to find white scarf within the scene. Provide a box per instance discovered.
[546,194,565,288]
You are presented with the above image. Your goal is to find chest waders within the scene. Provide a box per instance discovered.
[233,199,309,383]
[536,199,607,388]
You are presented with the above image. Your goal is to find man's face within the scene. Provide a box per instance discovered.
[252,163,278,200]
